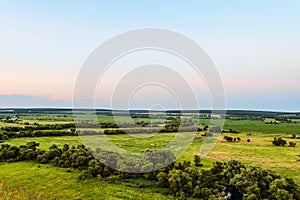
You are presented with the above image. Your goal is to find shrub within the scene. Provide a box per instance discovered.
[224,136,233,142]
[272,137,286,146]
[193,155,203,167]
[78,170,93,180]
[289,141,296,147]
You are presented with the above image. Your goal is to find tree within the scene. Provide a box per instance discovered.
[157,172,169,188]
[246,194,259,200]
[289,141,296,147]
[87,159,102,177]
[272,137,287,146]
[193,155,203,167]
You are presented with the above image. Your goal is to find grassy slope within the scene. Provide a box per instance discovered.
[4,132,300,184]
[2,116,300,199]
[199,119,300,134]
[0,162,174,200]
[204,133,300,183]
[3,114,300,134]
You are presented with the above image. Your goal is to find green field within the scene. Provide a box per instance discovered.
[199,119,300,134]
[3,132,300,183]
[0,162,173,200]
[1,112,300,199]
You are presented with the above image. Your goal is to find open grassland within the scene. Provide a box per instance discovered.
[4,132,300,185]
[223,120,300,134]
[3,114,300,134]
[1,114,300,199]
[1,114,165,126]
[0,162,173,200]
[204,132,300,184]
[0,181,43,200]
[199,118,300,134]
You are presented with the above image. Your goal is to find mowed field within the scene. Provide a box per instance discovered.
[1,114,300,199]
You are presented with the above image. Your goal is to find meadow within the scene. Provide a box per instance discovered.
[0,111,300,199]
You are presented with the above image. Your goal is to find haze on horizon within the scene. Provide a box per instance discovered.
[1,1,300,111]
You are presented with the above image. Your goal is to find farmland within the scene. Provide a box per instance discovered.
[0,109,300,199]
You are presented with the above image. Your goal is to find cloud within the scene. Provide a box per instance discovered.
[0,94,71,108]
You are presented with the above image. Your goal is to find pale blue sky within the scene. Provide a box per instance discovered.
[1,1,300,111]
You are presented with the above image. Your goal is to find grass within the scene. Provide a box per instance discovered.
[3,133,176,152]
[203,132,300,183]
[215,119,300,134]
[4,132,300,185]
[0,181,43,200]
[0,162,174,200]
[4,136,83,150]
[2,116,300,199]
[198,118,300,134]
[3,115,300,135]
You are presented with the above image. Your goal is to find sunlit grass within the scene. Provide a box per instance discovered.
[0,162,173,200]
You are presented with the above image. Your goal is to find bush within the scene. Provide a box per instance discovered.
[272,137,287,146]
[78,170,93,180]
[193,155,203,167]
[289,141,296,147]
[224,136,233,142]
[1,142,299,199]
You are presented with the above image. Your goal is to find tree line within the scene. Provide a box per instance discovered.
[0,142,299,199]
[0,117,202,141]
[1,123,75,132]
[272,137,297,147]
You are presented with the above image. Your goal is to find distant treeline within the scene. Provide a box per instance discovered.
[0,130,78,141]
[0,118,200,140]
[1,123,75,132]
[0,126,199,141]
[2,108,300,119]
[0,142,299,199]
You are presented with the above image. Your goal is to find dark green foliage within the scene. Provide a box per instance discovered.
[289,141,297,147]
[157,172,169,188]
[0,142,299,199]
[223,135,242,142]
[78,170,93,180]
[273,137,287,146]
[156,159,300,199]
[193,155,203,166]
[1,123,75,132]
[0,129,78,141]
[224,136,232,142]
[222,128,238,133]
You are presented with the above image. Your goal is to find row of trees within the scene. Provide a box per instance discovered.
[0,117,205,141]
[77,121,159,128]
[222,128,239,133]
[1,123,75,132]
[0,130,78,141]
[273,137,297,147]
[0,142,299,199]
[223,136,241,142]
[0,142,175,179]
[0,125,199,141]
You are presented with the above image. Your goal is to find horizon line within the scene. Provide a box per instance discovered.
[0,107,299,113]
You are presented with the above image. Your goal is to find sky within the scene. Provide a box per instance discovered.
[1,0,300,111]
